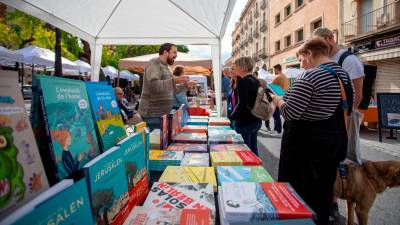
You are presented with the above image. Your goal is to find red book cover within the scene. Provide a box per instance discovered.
[260,182,314,219]
[161,115,169,149]
[173,132,208,144]
[181,125,208,134]
[209,144,251,152]
[180,209,211,225]
[236,151,263,165]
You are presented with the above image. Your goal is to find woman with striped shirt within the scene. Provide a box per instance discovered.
[273,38,354,225]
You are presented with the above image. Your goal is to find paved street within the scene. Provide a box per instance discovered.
[257,122,400,225]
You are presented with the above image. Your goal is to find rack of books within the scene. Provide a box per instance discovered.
[0,71,317,225]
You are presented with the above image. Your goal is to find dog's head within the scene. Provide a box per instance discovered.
[377,160,400,188]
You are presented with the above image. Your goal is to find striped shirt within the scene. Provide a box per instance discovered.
[281,62,354,121]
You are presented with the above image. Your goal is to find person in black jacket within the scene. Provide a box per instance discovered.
[230,57,261,155]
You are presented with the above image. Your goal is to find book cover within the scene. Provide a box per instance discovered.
[208,117,230,126]
[86,82,127,151]
[167,143,208,152]
[267,84,286,97]
[230,219,316,225]
[221,182,278,222]
[210,144,250,152]
[208,134,244,144]
[150,150,184,161]
[260,182,314,220]
[83,146,129,225]
[143,182,215,224]
[217,166,274,184]
[150,129,161,149]
[159,166,217,192]
[160,115,169,150]
[190,116,209,120]
[38,75,101,181]
[207,126,232,130]
[210,152,242,166]
[0,71,49,216]
[208,129,237,137]
[173,133,207,144]
[123,206,211,225]
[117,133,147,192]
[6,179,93,225]
[134,122,147,133]
[186,118,208,126]
[180,125,208,134]
[169,110,181,141]
[181,153,209,167]
[235,151,263,166]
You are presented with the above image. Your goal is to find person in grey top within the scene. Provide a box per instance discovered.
[138,43,194,130]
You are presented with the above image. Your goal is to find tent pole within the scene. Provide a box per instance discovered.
[90,44,103,82]
[211,42,222,116]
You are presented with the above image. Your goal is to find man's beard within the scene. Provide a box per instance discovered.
[167,57,175,65]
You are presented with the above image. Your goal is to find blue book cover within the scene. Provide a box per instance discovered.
[83,146,129,225]
[268,84,286,96]
[5,179,93,225]
[85,82,127,151]
[38,75,101,181]
[217,166,274,184]
[117,133,147,191]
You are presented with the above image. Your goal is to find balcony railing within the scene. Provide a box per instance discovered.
[252,52,260,61]
[342,1,400,39]
[258,48,268,59]
[260,0,266,10]
[260,21,267,32]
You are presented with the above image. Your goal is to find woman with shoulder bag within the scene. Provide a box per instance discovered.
[272,38,354,225]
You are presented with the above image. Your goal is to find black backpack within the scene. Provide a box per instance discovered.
[338,51,377,110]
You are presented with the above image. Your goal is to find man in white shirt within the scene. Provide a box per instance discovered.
[313,27,365,223]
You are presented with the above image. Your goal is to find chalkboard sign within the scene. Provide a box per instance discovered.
[377,93,400,142]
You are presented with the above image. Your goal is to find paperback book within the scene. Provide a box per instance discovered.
[83,146,129,225]
[230,219,316,225]
[236,151,263,166]
[173,132,207,144]
[149,150,184,171]
[167,143,208,152]
[37,75,101,182]
[159,166,217,192]
[181,153,210,167]
[207,126,232,131]
[86,82,127,151]
[210,144,251,152]
[180,125,208,134]
[208,129,237,137]
[186,118,208,126]
[210,152,242,166]
[208,117,230,126]
[208,134,244,145]
[150,129,161,149]
[216,166,274,184]
[160,115,169,149]
[189,116,209,120]
[123,206,211,225]
[0,71,49,217]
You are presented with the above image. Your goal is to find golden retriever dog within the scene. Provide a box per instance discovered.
[334,160,400,225]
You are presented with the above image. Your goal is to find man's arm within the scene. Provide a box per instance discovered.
[343,55,365,109]
[352,77,363,108]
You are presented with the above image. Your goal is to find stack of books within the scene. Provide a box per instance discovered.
[186,118,209,126]
[190,116,209,120]
[208,125,233,131]
[173,132,208,144]
[159,166,217,192]
[150,129,161,149]
[144,182,215,224]
[181,153,210,166]
[210,151,262,166]
[210,144,251,152]
[208,133,244,145]
[180,125,208,133]
[123,206,211,225]
[228,219,316,225]
[216,166,274,184]
[149,150,184,171]
[218,182,314,224]
[167,143,208,152]
[208,129,238,137]
[208,117,231,126]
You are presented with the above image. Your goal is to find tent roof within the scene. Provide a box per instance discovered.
[0,46,24,62]
[4,0,236,45]
[119,52,212,69]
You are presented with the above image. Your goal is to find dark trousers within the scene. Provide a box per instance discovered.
[273,108,282,133]
[235,120,262,156]
[278,110,347,225]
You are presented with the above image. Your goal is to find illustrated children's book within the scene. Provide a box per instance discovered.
[83,146,129,225]
[3,179,93,225]
[0,71,49,217]
[86,82,127,151]
[167,143,208,152]
[267,84,286,97]
[181,153,209,167]
[217,166,274,184]
[37,75,101,182]
[210,144,251,152]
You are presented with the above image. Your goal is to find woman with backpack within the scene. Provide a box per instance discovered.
[230,57,261,156]
[272,38,354,225]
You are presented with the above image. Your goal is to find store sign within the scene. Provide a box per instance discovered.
[375,35,400,48]
[283,56,298,63]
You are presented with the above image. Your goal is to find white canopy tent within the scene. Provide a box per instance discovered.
[120,70,139,81]
[2,0,236,116]
[74,60,91,73]
[102,66,118,78]
[0,46,24,63]
[16,45,79,70]
[283,67,304,79]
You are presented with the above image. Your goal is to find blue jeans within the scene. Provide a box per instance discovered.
[273,108,282,133]
[235,120,262,156]
[142,117,161,131]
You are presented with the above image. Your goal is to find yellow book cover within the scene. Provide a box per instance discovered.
[210,152,242,166]
[149,150,184,161]
[159,166,217,192]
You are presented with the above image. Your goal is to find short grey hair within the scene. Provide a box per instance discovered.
[234,57,254,73]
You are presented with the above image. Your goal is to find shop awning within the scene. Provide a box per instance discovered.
[360,47,400,62]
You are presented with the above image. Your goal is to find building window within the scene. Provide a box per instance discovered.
[296,28,304,42]
[311,18,322,31]
[275,40,281,51]
[284,4,291,17]
[275,13,281,24]
[296,0,304,8]
[285,35,291,48]
[263,37,266,48]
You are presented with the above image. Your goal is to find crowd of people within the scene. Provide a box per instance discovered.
[113,27,365,225]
